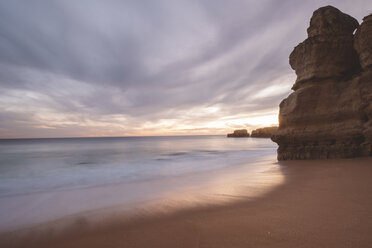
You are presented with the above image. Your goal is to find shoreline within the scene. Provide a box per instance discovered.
[2,157,372,247]
[0,155,282,241]
[0,154,282,234]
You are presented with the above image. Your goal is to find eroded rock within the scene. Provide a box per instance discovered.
[289,6,360,90]
[306,6,359,37]
[354,14,372,70]
[272,6,372,160]
[251,127,278,138]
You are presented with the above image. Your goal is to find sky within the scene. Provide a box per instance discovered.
[0,0,371,138]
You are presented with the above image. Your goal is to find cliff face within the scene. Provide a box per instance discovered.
[251,127,278,138]
[289,6,360,90]
[354,14,372,70]
[272,6,372,160]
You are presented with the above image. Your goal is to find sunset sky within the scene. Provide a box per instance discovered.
[0,0,371,138]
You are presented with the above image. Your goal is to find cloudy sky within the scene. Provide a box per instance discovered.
[0,0,370,138]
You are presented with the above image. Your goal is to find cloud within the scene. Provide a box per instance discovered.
[0,0,371,138]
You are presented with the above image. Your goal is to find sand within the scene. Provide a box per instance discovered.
[2,157,372,248]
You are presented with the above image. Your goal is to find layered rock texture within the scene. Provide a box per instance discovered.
[227,129,249,138]
[272,6,372,160]
[251,127,278,138]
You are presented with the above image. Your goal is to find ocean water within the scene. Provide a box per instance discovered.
[0,135,282,232]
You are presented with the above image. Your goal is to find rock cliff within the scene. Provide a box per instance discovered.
[272,6,372,160]
[227,129,249,138]
[251,127,278,138]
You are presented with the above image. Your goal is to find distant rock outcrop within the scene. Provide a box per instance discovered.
[227,129,249,138]
[272,6,372,160]
[251,126,278,138]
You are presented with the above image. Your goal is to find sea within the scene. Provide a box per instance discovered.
[0,135,283,232]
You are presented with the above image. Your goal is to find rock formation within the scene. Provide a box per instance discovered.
[354,14,372,70]
[251,126,278,138]
[289,6,360,90]
[272,6,372,160]
[227,129,249,138]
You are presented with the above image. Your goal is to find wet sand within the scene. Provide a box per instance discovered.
[2,157,372,248]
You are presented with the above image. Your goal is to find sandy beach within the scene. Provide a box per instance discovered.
[2,157,372,248]
[1,1,371,248]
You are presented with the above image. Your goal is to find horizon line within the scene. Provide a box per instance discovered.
[0,134,229,140]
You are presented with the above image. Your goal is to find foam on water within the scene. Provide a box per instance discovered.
[0,135,283,232]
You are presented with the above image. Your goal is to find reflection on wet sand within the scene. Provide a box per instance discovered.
[0,155,285,247]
